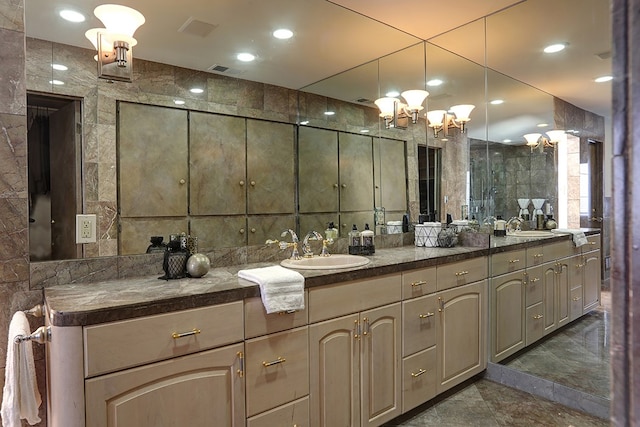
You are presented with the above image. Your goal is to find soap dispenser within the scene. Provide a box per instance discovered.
[348,224,361,255]
[325,222,338,241]
[361,223,375,255]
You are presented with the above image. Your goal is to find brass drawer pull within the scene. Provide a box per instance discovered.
[573,296,581,301]
[411,280,428,287]
[411,368,428,378]
[589,241,597,245]
[576,263,584,268]
[263,356,286,367]
[419,312,435,319]
[354,319,360,340]
[455,270,469,276]
[532,314,543,320]
[277,310,297,315]
[529,277,540,283]
[509,259,520,263]
[534,253,543,258]
[237,352,244,378]
[172,328,201,339]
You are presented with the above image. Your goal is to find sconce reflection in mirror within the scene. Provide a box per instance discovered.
[523,130,566,150]
[426,104,475,138]
[84,4,145,82]
[374,90,429,129]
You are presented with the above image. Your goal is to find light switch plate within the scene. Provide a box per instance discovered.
[76,214,97,243]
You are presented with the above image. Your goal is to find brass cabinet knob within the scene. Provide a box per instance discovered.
[179,179,186,185]
[333,183,339,188]
[239,228,245,234]
[239,180,245,186]
[251,228,256,233]
[341,183,347,188]
[250,180,256,186]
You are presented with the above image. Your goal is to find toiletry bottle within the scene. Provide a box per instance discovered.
[494,215,507,236]
[325,222,338,241]
[361,223,375,255]
[348,224,361,255]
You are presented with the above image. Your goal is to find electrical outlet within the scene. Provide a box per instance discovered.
[76,214,97,244]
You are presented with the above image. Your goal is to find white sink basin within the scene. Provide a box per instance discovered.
[508,230,554,237]
[281,254,370,270]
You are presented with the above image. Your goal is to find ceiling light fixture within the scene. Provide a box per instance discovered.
[385,90,400,98]
[237,53,256,62]
[273,29,293,39]
[524,130,566,150]
[426,104,475,137]
[595,75,613,83]
[324,111,335,116]
[490,99,504,105]
[190,88,204,94]
[174,100,185,105]
[51,63,68,71]
[84,4,145,82]
[374,89,429,129]
[59,9,85,23]
[426,79,443,87]
[49,80,65,86]
[543,43,567,53]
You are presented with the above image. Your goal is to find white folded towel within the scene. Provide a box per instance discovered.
[552,228,589,247]
[1,312,42,427]
[238,265,305,314]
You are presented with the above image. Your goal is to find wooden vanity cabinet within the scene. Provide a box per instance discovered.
[308,274,402,427]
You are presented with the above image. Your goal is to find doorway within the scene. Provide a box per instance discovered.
[418,145,441,221]
[27,93,82,261]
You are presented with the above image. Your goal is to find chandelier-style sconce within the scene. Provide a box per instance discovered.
[85,4,145,82]
[374,89,429,129]
[523,130,566,150]
[426,104,475,137]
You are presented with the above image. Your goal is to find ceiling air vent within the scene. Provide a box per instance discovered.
[207,64,244,75]
[355,98,374,104]
[595,51,611,60]
[178,18,218,38]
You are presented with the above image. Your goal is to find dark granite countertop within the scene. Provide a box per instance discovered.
[44,229,600,327]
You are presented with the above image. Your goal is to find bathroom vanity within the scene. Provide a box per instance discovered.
[43,231,600,427]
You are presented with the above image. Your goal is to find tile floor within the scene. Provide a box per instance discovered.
[385,292,611,426]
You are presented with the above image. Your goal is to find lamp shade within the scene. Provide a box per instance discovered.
[450,104,475,122]
[374,97,397,118]
[524,133,542,146]
[401,90,429,111]
[84,28,103,49]
[426,110,447,126]
[545,130,566,143]
[94,4,145,36]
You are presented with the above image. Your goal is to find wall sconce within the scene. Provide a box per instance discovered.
[85,4,145,82]
[374,89,429,129]
[426,104,475,137]
[523,130,566,150]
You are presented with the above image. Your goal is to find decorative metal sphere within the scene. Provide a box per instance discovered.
[186,253,210,278]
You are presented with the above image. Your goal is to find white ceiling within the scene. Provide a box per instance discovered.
[24,0,612,139]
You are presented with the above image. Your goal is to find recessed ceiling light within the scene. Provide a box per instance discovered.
[59,9,85,23]
[595,75,613,83]
[237,53,256,62]
[490,99,504,105]
[51,63,68,71]
[441,138,449,142]
[190,88,204,94]
[49,80,64,85]
[544,43,567,53]
[300,120,309,125]
[360,129,370,133]
[427,79,443,87]
[537,123,549,128]
[174,100,185,105]
[503,139,512,143]
[324,111,335,116]
[385,91,400,97]
[273,29,293,40]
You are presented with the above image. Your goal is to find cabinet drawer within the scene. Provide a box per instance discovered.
[244,294,308,339]
[545,240,575,260]
[308,273,401,323]
[436,257,487,291]
[583,234,601,252]
[525,302,544,346]
[402,267,436,299]
[402,294,437,357]
[570,286,584,321]
[402,346,436,413]
[245,326,309,417]
[247,396,309,427]
[526,245,546,267]
[491,249,526,276]
[84,301,243,377]
[525,265,543,306]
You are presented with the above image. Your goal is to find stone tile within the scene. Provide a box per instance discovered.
[29,257,119,289]
[0,28,26,115]
[0,112,27,197]
[0,198,29,283]
[0,0,24,33]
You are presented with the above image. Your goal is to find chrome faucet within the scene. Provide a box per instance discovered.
[266,229,300,259]
[302,231,325,258]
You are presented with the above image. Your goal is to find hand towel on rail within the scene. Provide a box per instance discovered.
[238,265,305,314]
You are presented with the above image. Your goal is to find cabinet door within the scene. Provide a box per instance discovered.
[298,127,339,213]
[402,294,438,357]
[247,214,296,246]
[582,251,601,312]
[437,280,486,394]
[118,103,188,217]
[247,120,295,214]
[556,260,571,328]
[190,112,246,215]
[361,303,402,427]
[373,138,406,213]
[309,314,360,427]
[542,263,557,335]
[339,132,374,212]
[490,272,525,362]
[85,343,245,427]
